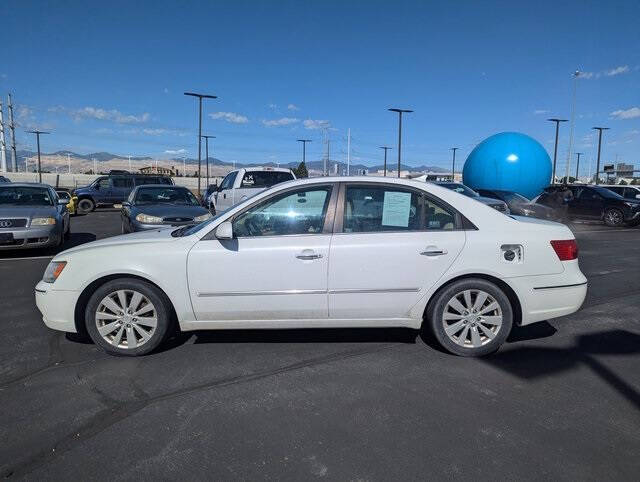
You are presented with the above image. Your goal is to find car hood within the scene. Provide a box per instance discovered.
[56,226,179,258]
[132,204,208,217]
[0,206,57,219]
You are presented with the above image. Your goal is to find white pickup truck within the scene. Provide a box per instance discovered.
[208,167,296,212]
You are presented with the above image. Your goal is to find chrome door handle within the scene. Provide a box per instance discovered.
[420,248,447,256]
[296,251,323,260]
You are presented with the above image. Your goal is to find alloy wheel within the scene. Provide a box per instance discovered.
[441,289,503,348]
[605,209,622,226]
[95,289,157,349]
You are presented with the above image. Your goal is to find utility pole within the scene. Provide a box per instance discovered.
[26,130,49,183]
[201,135,215,187]
[575,152,582,180]
[128,155,132,172]
[547,118,567,183]
[347,128,351,176]
[379,146,392,177]
[8,94,17,171]
[93,157,97,174]
[67,153,71,174]
[592,127,609,185]
[297,139,311,165]
[565,70,581,180]
[184,92,217,196]
[0,99,6,172]
[450,147,459,181]
[388,108,413,178]
[327,139,330,176]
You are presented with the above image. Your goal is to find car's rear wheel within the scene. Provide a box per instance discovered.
[85,278,173,356]
[427,278,513,357]
[77,198,95,214]
[604,208,624,227]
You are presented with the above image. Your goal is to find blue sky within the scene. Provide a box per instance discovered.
[1,0,639,174]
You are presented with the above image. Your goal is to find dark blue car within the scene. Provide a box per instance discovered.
[119,185,211,233]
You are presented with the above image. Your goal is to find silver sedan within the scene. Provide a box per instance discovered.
[0,183,70,250]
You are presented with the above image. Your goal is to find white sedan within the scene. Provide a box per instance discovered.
[35,177,587,357]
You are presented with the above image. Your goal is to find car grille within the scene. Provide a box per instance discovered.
[0,218,28,228]
[162,216,194,223]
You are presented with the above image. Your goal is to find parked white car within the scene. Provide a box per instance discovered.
[209,167,296,212]
[36,177,587,357]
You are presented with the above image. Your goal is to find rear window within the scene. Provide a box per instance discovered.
[240,171,295,188]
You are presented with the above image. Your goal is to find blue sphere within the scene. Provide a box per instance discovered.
[462,132,551,199]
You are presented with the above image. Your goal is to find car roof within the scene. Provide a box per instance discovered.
[235,167,293,173]
[0,182,52,188]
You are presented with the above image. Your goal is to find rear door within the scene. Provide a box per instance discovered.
[328,183,466,320]
[573,188,603,218]
[110,176,134,203]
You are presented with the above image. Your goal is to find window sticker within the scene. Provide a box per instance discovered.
[381,191,412,227]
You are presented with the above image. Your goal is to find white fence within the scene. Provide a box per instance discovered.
[2,172,223,191]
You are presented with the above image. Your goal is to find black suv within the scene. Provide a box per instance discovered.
[476,189,560,221]
[74,173,174,213]
[537,184,640,227]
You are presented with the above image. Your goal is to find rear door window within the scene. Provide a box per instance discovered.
[112,176,134,188]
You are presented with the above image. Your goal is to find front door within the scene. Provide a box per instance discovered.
[572,188,603,219]
[187,184,336,321]
[215,171,238,212]
[328,183,466,319]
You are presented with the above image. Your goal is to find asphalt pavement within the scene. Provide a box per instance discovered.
[1,210,639,480]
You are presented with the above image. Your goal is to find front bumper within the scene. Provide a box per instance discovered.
[0,225,61,250]
[35,280,79,333]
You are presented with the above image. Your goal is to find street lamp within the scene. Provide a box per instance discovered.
[575,152,582,181]
[184,92,217,195]
[201,135,216,187]
[565,70,581,180]
[379,146,392,177]
[26,130,49,183]
[592,127,610,185]
[297,139,312,164]
[547,118,568,183]
[450,147,459,181]
[388,108,413,177]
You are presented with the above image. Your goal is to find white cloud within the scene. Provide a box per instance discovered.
[73,107,150,124]
[605,65,630,77]
[287,104,300,111]
[303,119,330,130]
[142,128,168,135]
[262,117,299,127]
[165,149,187,155]
[533,109,549,115]
[267,103,278,110]
[209,111,249,124]
[0,73,7,79]
[610,107,640,120]
[17,105,33,120]
[577,71,594,79]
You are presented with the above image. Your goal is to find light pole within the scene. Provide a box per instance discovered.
[450,147,459,181]
[575,152,582,181]
[297,139,312,165]
[201,135,215,187]
[592,127,609,185]
[388,108,413,177]
[379,146,392,177]
[547,118,567,183]
[184,92,217,195]
[565,70,581,180]
[26,130,49,183]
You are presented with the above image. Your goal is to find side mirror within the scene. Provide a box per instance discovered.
[215,221,233,240]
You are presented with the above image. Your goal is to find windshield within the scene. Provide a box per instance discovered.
[497,191,530,204]
[592,186,624,199]
[0,186,54,206]
[135,187,200,206]
[438,183,479,197]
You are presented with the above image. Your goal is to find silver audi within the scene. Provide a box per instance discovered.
[0,183,70,250]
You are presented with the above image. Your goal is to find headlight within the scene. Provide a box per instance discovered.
[43,261,67,283]
[31,217,56,226]
[135,213,163,224]
[194,212,213,222]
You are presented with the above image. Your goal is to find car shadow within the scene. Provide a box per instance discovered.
[483,329,640,410]
[0,232,97,259]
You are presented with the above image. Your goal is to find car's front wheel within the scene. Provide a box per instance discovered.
[77,198,95,214]
[427,278,513,357]
[604,208,624,227]
[85,278,173,356]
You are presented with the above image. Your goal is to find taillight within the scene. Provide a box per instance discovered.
[550,240,578,261]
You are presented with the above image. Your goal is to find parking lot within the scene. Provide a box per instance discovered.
[1,210,639,480]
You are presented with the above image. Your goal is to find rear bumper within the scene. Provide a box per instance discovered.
[505,260,587,325]
[35,281,79,333]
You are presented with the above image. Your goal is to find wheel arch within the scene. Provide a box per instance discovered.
[422,273,522,328]
[74,273,178,335]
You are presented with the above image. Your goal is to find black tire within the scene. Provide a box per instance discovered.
[77,198,95,214]
[426,278,513,357]
[603,208,624,227]
[85,278,173,356]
